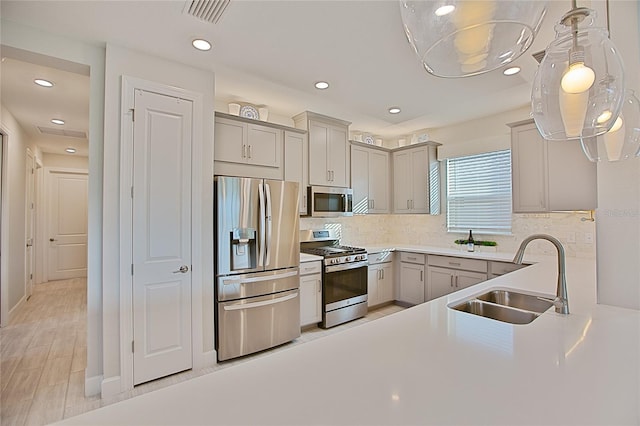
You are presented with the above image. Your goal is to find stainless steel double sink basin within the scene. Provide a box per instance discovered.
[449,288,554,324]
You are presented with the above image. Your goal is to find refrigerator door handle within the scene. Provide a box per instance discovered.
[265,183,272,266]
[222,291,298,311]
[258,183,266,267]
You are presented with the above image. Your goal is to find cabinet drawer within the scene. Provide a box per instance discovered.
[489,261,527,276]
[400,252,426,264]
[300,261,322,276]
[368,251,394,265]
[428,255,487,273]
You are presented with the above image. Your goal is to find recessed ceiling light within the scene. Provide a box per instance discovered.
[315,81,329,90]
[435,5,455,16]
[34,79,54,87]
[503,66,521,76]
[51,118,65,125]
[192,39,212,51]
[388,107,401,114]
[65,147,76,154]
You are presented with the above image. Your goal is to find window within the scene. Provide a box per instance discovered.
[446,150,512,234]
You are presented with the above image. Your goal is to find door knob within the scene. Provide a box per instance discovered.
[173,265,189,274]
[49,238,56,242]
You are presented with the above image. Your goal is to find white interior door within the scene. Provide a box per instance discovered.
[25,150,35,295]
[132,88,193,385]
[47,169,88,281]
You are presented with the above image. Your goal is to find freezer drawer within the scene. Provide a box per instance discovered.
[217,268,299,302]
[216,288,301,361]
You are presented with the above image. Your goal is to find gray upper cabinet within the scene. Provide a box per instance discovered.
[351,143,389,214]
[293,111,351,188]
[510,119,597,213]
[284,130,309,215]
[392,143,439,214]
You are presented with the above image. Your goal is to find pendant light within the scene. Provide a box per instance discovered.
[531,1,625,141]
[580,89,640,162]
[398,1,548,78]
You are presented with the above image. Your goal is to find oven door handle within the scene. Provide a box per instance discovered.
[222,292,298,311]
[325,261,368,273]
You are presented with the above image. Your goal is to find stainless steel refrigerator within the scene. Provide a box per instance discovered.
[214,176,300,361]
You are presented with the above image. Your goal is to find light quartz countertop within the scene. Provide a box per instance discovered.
[59,246,639,425]
[300,252,323,263]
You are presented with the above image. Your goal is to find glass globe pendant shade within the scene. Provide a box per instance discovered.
[531,8,625,141]
[398,0,548,78]
[580,90,640,162]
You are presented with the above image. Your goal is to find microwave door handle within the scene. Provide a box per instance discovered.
[343,194,347,213]
[258,183,265,267]
[264,183,272,266]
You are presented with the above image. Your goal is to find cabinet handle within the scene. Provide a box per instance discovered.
[248,145,252,158]
[381,269,384,279]
[371,199,375,209]
[407,199,410,209]
[317,279,321,293]
[331,170,334,181]
[407,256,417,261]
[411,199,414,209]
[455,275,459,288]
[450,275,454,287]
[448,262,461,266]
[327,170,331,182]
[420,270,423,282]
[242,144,247,158]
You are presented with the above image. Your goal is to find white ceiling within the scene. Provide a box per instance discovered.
[0,0,595,147]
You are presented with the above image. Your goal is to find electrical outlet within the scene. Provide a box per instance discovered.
[585,233,594,244]
[567,232,576,243]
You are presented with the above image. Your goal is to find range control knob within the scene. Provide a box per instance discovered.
[345,257,352,262]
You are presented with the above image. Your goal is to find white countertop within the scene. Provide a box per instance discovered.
[60,248,639,425]
[300,252,323,263]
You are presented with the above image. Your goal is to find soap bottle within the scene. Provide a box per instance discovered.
[467,230,475,252]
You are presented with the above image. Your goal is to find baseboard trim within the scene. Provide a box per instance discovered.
[101,375,122,399]
[85,374,103,397]
[8,295,27,323]
[194,349,217,370]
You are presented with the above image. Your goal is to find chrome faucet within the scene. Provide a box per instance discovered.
[513,234,569,315]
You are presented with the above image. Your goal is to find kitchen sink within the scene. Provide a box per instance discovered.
[476,290,553,314]
[449,288,554,325]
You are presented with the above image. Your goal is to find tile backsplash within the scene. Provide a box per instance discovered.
[300,211,596,258]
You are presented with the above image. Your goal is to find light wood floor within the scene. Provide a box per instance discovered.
[1,278,404,425]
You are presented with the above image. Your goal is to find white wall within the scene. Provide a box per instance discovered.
[42,153,89,169]
[1,18,106,395]
[102,43,215,396]
[0,104,33,320]
[595,0,640,310]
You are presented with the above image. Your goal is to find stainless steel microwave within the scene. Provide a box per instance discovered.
[307,186,353,217]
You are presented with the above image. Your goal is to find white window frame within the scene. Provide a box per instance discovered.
[446,150,512,235]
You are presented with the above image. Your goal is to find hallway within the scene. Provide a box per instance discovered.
[0,278,91,425]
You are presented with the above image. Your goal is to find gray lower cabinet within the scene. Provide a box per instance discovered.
[368,251,394,307]
[426,255,488,301]
[299,261,322,327]
[397,252,426,305]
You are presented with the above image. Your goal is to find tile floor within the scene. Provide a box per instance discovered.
[0,278,404,425]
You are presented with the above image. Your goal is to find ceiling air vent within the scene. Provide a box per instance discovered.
[184,0,230,24]
[532,50,546,64]
[37,126,87,139]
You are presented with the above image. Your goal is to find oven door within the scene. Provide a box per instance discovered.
[323,261,368,311]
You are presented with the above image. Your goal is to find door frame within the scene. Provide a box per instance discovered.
[118,76,208,392]
[43,167,89,282]
[0,128,8,327]
[24,148,35,297]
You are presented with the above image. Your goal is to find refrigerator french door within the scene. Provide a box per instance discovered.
[215,176,300,361]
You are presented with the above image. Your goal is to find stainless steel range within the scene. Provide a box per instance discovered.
[300,230,368,328]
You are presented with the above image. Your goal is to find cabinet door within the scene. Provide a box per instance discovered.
[247,124,281,168]
[284,131,308,215]
[351,145,370,214]
[379,264,394,303]
[369,150,389,213]
[308,121,329,186]
[399,263,425,305]
[214,117,246,164]
[393,151,412,213]
[455,270,487,291]
[427,266,455,301]
[511,122,548,212]
[367,265,380,307]
[300,273,322,326]
[410,147,429,213]
[328,125,348,187]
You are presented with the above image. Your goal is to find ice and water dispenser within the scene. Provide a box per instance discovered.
[230,228,257,270]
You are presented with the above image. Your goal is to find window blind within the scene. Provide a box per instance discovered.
[446,150,512,234]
